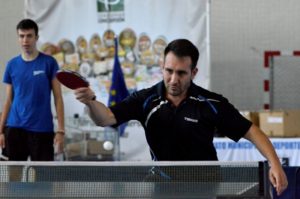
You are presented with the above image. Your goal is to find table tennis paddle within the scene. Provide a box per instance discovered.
[56,69,89,90]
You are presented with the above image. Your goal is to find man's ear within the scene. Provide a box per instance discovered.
[191,68,198,79]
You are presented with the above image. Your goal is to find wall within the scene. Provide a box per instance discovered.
[210,0,300,110]
[1,0,300,111]
[0,0,24,110]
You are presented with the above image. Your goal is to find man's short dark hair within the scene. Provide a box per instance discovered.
[16,19,39,36]
[164,39,199,70]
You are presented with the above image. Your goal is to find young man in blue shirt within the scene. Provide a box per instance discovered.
[0,19,65,180]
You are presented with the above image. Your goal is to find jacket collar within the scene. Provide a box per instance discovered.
[156,80,200,99]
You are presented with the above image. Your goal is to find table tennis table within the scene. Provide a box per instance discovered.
[0,161,271,198]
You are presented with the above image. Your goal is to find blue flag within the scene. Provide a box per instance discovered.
[108,37,129,136]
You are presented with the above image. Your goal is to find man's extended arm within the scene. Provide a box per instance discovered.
[244,124,288,196]
[74,87,117,126]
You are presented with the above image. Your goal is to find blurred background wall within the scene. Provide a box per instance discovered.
[0,0,24,109]
[1,0,300,111]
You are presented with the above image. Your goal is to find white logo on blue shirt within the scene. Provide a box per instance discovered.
[33,70,45,76]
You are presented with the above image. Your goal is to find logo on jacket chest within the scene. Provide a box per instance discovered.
[184,117,198,123]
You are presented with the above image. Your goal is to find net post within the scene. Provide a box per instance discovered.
[295,167,300,199]
[259,161,272,199]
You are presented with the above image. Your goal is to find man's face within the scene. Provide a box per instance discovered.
[17,29,38,54]
[162,52,198,97]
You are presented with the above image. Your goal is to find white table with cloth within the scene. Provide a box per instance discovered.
[213,137,300,166]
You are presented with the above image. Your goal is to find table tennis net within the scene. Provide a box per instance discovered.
[0,161,269,198]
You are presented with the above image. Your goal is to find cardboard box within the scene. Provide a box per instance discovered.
[259,110,300,137]
[65,142,81,158]
[65,139,114,159]
[86,140,114,156]
[240,111,259,126]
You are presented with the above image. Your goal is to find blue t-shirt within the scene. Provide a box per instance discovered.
[3,52,59,132]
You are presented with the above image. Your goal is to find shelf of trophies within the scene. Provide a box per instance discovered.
[62,114,120,161]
